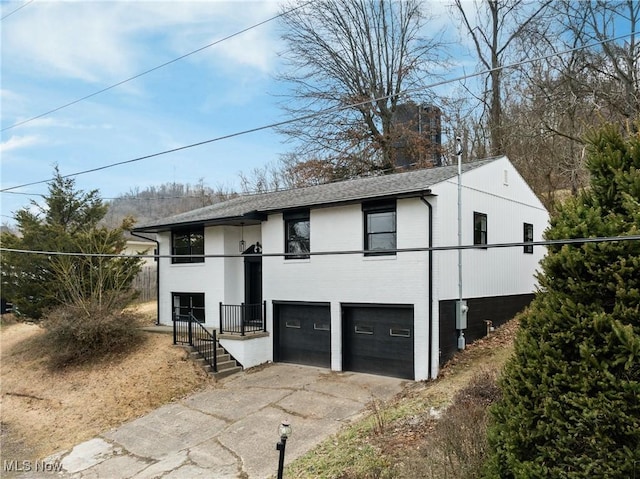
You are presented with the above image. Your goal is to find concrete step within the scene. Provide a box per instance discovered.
[217,359,238,371]
[190,351,230,361]
[202,360,240,373]
[213,366,243,380]
[201,353,230,364]
[182,342,242,380]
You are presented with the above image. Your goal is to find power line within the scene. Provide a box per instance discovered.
[0,190,235,201]
[1,235,639,259]
[0,31,634,194]
[0,159,423,200]
[1,0,34,21]
[1,1,311,133]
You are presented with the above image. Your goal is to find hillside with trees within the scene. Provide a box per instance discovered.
[101,180,235,231]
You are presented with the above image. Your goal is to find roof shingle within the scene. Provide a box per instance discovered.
[133,158,499,232]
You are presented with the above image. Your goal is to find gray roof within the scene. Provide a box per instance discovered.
[133,158,499,232]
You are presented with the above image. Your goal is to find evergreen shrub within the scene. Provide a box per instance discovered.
[485,124,640,478]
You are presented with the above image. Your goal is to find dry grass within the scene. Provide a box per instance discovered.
[0,303,213,461]
[391,368,501,479]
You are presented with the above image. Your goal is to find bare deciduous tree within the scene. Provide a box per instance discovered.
[238,154,343,193]
[496,0,639,208]
[453,0,552,156]
[277,0,448,174]
[556,0,640,122]
[51,217,143,316]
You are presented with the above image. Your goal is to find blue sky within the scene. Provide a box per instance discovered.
[1,0,464,226]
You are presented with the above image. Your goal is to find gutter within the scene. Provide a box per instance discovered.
[420,197,434,380]
[130,231,160,326]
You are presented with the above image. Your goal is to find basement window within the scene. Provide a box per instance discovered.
[173,292,205,322]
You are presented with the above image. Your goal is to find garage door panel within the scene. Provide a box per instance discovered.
[345,330,413,377]
[276,304,331,368]
[343,306,414,380]
[347,355,413,378]
[347,325,412,357]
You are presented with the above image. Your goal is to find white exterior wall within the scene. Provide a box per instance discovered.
[124,240,156,266]
[157,227,224,328]
[157,224,262,329]
[262,198,432,380]
[431,157,548,300]
[220,335,271,369]
[423,158,548,378]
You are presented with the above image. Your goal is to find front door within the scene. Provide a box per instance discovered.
[243,244,262,306]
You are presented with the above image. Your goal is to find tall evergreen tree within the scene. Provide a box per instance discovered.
[485,123,640,478]
[1,167,140,319]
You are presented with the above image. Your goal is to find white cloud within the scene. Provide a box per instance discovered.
[0,89,23,104]
[215,26,281,73]
[0,135,41,153]
[1,1,283,84]
[4,116,113,132]
[3,3,134,83]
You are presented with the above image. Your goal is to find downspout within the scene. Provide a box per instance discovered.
[130,231,160,326]
[420,197,433,380]
[456,137,466,350]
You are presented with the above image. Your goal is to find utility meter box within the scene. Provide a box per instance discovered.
[456,300,468,329]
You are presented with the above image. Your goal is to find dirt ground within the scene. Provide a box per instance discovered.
[0,302,214,462]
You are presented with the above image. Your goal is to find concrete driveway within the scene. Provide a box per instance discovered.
[35,364,406,479]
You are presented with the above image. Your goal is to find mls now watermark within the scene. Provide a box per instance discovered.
[3,459,63,473]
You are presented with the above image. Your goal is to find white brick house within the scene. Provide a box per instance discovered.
[132,156,548,381]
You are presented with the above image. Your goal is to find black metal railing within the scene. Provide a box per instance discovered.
[219,301,267,336]
[173,313,217,372]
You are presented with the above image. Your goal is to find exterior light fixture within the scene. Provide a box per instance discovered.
[239,223,246,253]
[276,420,292,479]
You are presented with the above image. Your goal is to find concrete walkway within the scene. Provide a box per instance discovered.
[25,364,406,479]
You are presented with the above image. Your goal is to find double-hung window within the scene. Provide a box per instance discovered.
[284,210,310,259]
[523,222,534,254]
[473,212,487,247]
[364,201,397,256]
[172,226,204,263]
[172,292,205,322]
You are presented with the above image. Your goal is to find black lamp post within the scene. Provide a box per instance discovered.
[276,420,292,479]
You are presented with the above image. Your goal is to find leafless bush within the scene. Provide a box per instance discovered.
[43,299,144,367]
[393,369,501,479]
[368,398,387,435]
